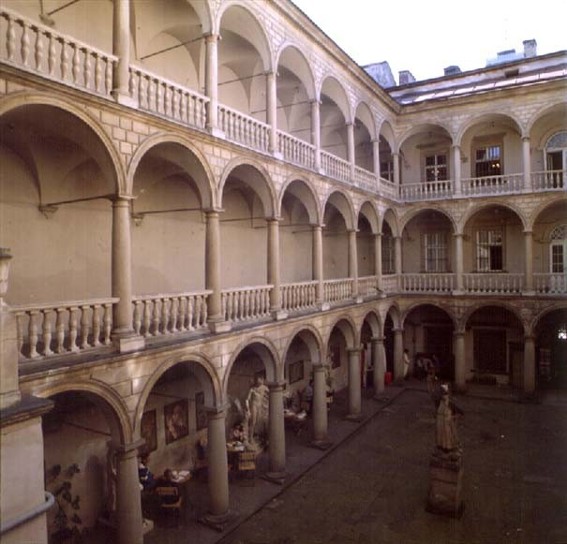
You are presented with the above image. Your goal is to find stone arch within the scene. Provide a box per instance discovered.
[531,302,567,335]
[383,302,402,329]
[219,159,277,218]
[134,353,221,437]
[381,207,400,236]
[0,92,124,195]
[462,301,526,333]
[127,133,217,209]
[223,336,281,390]
[319,75,351,121]
[526,101,567,138]
[401,302,457,329]
[326,315,358,348]
[358,200,380,233]
[400,205,458,234]
[459,200,528,231]
[324,190,356,231]
[353,100,377,140]
[279,176,321,224]
[398,122,454,150]
[378,119,396,152]
[457,112,523,144]
[528,196,567,231]
[360,309,382,338]
[32,380,132,444]
[275,43,317,101]
[282,325,325,366]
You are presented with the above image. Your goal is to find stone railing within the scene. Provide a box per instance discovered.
[353,166,377,193]
[378,177,398,199]
[13,298,117,361]
[218,105,270,154]
[381,275,398,294]
[358,275,379,297]
[278,132,316,170]
[132,291,210,337]
[532,170,565,192]
[129,66,208,130]
[534,273,567,294]
[221,285,272,323]
[281,281,318,312]
[401,273,455,293]
[462,173,524,196]
[463,273,523,294]
[323,278,353,304]
[320,151,350,183]
[400,180,453,201]
[0,7,117,98]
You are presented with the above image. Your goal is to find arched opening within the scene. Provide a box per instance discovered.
[535,308,567,389]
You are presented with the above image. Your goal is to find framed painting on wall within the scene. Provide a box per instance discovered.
[141,410,157,453]
[288,360,304,384]
[164,399,189,444]
[195,391,207,431]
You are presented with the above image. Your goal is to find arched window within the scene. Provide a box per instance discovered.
[546,131,567,174]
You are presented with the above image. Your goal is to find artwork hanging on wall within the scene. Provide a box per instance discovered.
[195,391,207,431]
[141,410,157,453]
[164,399,189,444]
[288,360,305,384]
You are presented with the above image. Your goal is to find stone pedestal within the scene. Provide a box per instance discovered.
[426,450,464,518]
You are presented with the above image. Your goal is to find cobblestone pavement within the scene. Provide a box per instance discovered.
[215,388,567,544]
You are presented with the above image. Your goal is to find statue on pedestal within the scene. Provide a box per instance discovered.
[245,375,269,446]
[435,383,464,458]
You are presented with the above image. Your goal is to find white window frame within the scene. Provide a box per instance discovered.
[476,229,504,272]
[423,232,448,272]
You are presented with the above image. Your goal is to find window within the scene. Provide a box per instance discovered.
[475,145,502,177]
[424,153,448,182]
[550,225,567,273]
[476,229,503,271]
[423,232,448,272]
[382,234,395,274]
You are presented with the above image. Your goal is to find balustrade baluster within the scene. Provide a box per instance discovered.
[68,307,79,352]
[177,297,187,331]
[15,313,24,358]
[187,297,195,330]
[83,48,91,89]
[142,301,152,337]
[133,301,142,336]
[152,300,162,335]
[164,85,172,117]
[156,80,164,114]
[170,297,179,332]
[139,73,148,109]
[80,305,90,349]
[161,298,170,334]
[71,43,80,84]
[104,57,112,95]
[94,53,103,93]
[102,303,112,344]
[92,304,101,346]
[194,296,202,328]
[28,310,40,358]
[6,15,16,61]
[59,38,69,80]
[33,26,43,70]
[41,310,54,356]
[148,78,156,112]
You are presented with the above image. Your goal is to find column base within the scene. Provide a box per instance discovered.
[310,438,333,451]
[522,290,536,296]
[208,126,226,139]
[112,333,145,353]
[198,510,236,532]
[272,151,284,160]
[345,413,363,423]
[271,309,289,321]
[262,471,287,485]
[208,319,232,334]
[354,295,364,304]
[319,302,331,312]
[111,91,138,108]
[451,289,465,296]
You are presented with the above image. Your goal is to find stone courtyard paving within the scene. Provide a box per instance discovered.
[217,389,567,544]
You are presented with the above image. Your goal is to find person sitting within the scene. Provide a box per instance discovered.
[231,423,245,443]
[138,454,155,491]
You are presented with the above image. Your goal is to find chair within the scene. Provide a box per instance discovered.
[154,486,183,526]
[237,451,257,484]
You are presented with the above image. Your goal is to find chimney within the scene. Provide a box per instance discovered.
[444,65,462,76]
[398,70,416,85]
[523,39,537,58]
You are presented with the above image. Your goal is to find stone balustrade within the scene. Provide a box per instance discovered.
[534,273,567,294]
[463,273,524,294]
[132,291,210,337]
[401,273,455,293]
[400,180,453,201]
[381,275,398,294]
[532,170,565,191]
[0,7,117,97]
[323,278,353,304]
[278,131,316,170]
[358,276,379,297]
[320,151,350,183]
[353,166,377,193]
[129,66,208,129]
[462,173,524,196]
[13,298,117,360]
[280,281,318,313]
[218,105,270,153]
[221,285,272,322]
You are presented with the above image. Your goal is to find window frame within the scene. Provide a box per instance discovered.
[475,228,504,272]
[423,151,449,182]
[422,231,449,272]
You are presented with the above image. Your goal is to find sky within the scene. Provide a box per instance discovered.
[291,0,567,81]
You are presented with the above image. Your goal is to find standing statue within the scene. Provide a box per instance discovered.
[245,375,269,445]
[435,384,464,454]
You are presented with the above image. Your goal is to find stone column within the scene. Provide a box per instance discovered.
[266,71,280,156]
[268,218,286,320]
[374,233,382,292]
[201,406,232,530]
[453,233,464,294]
[205,33,221,135]
[346,347,362,421]
[393,152,400,186]
[206,210,230,333]
[311,364,331,449]
[348,229,360,300]
[265,381,286,483]
[347,122,355,178]
[522,136,532,191]
[115,442,144,544]
[311,99,321,171]
[523,230,535,294]
[523,335,536,395]
[453,331,466,392]
[112,0,135,106]
[452,144,462,196]
[112,197,143,352]
[312,225,326,309]
[372,139,380,178]
[393,328,404,381]
[372,336,386,396]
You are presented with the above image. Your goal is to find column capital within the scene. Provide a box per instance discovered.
[116,438,145,456]
[266,380,287,390]
[523,229,533,236]
[203,32,221,43]
[371,335,385,343]
[453,330,465,338]
[347,346,362,354]
[453,232,464,239]
[204,402,230,416]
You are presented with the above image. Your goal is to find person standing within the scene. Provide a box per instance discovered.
[403,349,411,380]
